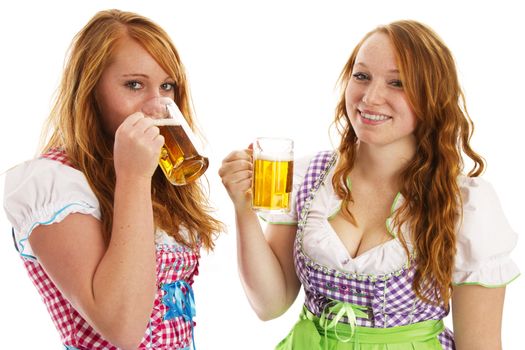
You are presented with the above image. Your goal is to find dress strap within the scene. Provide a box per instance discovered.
[296,151,336,216]
[40,148,74,168]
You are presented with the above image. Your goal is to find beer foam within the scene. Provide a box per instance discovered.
[152,118,181,126]
[255,152,294,161]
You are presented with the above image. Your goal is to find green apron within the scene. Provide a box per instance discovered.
[276,305,445,350]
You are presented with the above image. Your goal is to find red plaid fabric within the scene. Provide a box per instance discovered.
[40,148,74,167]
[19,149,200,349]
[23,246,199,349]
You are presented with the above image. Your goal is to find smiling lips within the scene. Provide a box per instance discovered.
[359,110,392,124]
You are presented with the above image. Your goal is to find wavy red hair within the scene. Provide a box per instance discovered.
[40,9,223,250]
[332,20,485,307]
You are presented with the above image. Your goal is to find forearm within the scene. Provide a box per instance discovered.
[219,148,298,319]
[90,176,157,345]
[235,206,292,320]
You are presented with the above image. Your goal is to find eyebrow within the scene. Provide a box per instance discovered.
[121,74,174,82]
[354,62,399,73]
[122,73,149,78]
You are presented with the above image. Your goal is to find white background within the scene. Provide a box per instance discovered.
[1,1,523,349]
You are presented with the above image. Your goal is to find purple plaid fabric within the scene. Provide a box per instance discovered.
[293,151,455,349]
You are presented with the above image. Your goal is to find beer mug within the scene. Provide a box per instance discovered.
[143,97,209,185]
[251,137,294,212]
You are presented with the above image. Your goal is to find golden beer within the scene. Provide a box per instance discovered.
[156,120,209,186]
[251,137,294,212]
[146,97,208,186]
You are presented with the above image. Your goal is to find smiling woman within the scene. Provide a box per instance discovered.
[1,2,524,350]
[344,32,417,149]
[218,19,519,350]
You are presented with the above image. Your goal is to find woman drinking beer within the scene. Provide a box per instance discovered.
[219,20,519,349]
[3,9,222,350]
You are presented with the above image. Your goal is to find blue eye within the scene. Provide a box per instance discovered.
[125,80,143,90]
[161,82,175,91]
[390,80,403,88]
[352,72,369,81]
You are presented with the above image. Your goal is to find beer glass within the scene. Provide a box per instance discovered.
[251,137,294,212]
[143,97,209,185]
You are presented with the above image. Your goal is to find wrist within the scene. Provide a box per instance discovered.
[234,201,256,217]
[115,173,152,186]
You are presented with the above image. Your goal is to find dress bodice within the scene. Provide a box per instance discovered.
[23,244,199,350]
[266,150,518,350]
[4,149,200,349]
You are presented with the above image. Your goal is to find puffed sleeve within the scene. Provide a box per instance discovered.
[3,158,101,260]
[453,176,520,287]
[257,154,314,225]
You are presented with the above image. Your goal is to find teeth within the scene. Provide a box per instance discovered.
[361,112,390,121]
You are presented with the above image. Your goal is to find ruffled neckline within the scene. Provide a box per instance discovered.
[297,153,413,277]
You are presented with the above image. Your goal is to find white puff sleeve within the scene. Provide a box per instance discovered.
[257,154,314,225]
[453,176,520,287]
[3,158,101,260]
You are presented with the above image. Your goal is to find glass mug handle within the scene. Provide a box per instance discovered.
[144,97,209,185]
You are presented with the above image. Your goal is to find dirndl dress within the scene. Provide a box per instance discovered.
[4,149,200,350]
[260,151,520,350]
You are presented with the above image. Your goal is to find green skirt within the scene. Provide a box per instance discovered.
[276,307,445,350]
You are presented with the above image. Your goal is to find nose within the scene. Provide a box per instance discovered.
[361,81,385,106]
[141,96,169,119]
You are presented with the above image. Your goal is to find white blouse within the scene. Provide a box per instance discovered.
[4,157,189,260]
[260,154,520,287]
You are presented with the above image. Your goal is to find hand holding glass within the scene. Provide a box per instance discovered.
[142,97,208,185]
[251,137,294,212]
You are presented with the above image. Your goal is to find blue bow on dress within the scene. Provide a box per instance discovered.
[162,280,196,350]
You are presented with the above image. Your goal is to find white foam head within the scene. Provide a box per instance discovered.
[255,152,294,162]
[254,137,294,161]
[152,118,180,126]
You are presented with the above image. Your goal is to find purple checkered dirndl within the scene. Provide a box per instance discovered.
[292,151,455,349]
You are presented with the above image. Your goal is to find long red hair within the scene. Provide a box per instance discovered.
[332,20,485,306]
[41,9,223,249]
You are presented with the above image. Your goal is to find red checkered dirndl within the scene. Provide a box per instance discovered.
[18,149,201,349]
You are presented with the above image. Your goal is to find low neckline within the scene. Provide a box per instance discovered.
[325,176,403,261]
[325,220,399,261]
[296,151,413,277]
